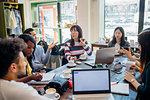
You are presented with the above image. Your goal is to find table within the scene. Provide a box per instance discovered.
[91,42,108,51]
[46,54,139,100]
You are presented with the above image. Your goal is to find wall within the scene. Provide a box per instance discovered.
[19,0,32,28]
[77,0,104,44]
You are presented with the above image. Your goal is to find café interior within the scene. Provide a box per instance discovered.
[0,0,150,100]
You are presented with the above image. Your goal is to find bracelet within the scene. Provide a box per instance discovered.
[130,78,135,83]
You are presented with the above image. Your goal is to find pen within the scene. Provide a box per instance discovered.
[111,81,119,86]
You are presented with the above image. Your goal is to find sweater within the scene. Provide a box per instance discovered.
[64,40,92,60]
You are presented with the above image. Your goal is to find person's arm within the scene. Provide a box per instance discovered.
[124,71,141,90]
[41,42,58,64]
[80,39,92,56]
[137,67,150,95]
[123,47,136,61]
[16,73,42,83]
[6,81,50,100]
[64,43,72,61]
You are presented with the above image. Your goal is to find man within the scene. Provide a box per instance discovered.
[23,28,58,72]
[0,38,50,100]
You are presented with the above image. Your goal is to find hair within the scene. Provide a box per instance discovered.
[37,40,48,53]
[23,28,34,34]
[70,25,83,46]
[19,34,36,69]
[138,28,150,75]
[0,38,27,78]
[112,27,126,46]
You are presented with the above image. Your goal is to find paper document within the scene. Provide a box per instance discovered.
[111,83,129,95]
[27,73,56,85]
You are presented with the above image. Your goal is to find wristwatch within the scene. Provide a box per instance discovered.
[130,78,135,83]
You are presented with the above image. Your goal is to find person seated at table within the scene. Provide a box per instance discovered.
[108,27,129,53]
[23,28,58,73]
[17,34,42,83]
[65,25,92,61]
[0,38,50,100]
[124,29,150,100]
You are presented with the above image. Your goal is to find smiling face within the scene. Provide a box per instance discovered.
[115,29,122,41]
[23,41,35,57]
[71,28,79,41]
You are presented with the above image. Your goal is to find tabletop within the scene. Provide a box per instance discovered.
[46,55,138,100]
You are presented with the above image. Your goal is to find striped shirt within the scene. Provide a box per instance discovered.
[65,39,92,60]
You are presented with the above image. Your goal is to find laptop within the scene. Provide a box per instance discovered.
[72,69,114,100]
[85,47,115,67]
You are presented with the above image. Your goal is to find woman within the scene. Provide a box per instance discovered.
[65,25,92,61]
[124,30,150,100]
[108,27,129,53]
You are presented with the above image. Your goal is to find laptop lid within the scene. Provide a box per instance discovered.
[72,69,111,94]
[95,48,115,64]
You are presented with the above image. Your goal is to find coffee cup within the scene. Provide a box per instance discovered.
[68,60,74,65]
[44,88,60,99]
[63,70,70,77]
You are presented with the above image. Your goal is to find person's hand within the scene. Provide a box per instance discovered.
[80,38,86,47]
[31,73,43,81]
[118,49,124,53]
[71,56,77,61]
[48,41,58,51]
[124,70,135,83]
[122,47,135,61]
[130,64,139,71]
[40,69,46,73]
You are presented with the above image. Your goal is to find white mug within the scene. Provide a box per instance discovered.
[68,60,74,65]
[63,70,70,77]
[44,88,60,99]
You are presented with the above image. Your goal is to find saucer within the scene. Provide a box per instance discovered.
[79,57,87,61]
[67,63,77,68]
[60,74,72,79]
[44,93,60,100]
[115,53,120,56]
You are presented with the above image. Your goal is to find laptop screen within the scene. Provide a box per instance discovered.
[72,69,111,94]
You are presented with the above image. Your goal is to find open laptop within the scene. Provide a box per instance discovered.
[85,47,115,67]
[72,69,114,100]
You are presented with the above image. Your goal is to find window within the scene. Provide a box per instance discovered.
[105,0,139,43]
[60,1,77,43]
[31,0,77,45]
[144,0,150,29]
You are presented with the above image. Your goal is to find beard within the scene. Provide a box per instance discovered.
[16,64,26,78]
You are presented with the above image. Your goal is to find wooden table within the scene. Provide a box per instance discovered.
[91,42,108,51]
[47,55,138,100]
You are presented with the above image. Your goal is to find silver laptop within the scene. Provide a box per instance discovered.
[85,48,115,67]
[72,69,114,100]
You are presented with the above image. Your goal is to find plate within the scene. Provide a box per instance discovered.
[44,93,60,100]
[67,63,77,68]
[76,61,82,64]
[115,53,121,56]
[79,57,87,61]
[60,74,72,79]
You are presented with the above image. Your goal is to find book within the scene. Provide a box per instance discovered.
[111,83,129,95]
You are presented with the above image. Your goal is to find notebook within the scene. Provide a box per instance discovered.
[111,83,129,95]
[72,69,114,100]
[84,48,115,67]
